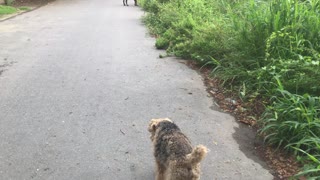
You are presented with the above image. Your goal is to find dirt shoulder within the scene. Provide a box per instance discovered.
[12,0,54,7]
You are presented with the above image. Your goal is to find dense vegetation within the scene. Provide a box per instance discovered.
[3,0,15,5]
[139,0,320,177]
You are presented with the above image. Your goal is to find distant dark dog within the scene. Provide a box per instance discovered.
[148,118,208,180]
[123,0,137,6]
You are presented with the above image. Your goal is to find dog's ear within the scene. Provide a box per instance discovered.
[152,124,156,131]
[152,124,157,132]
[148,118,172,132]
[148,119,157,132]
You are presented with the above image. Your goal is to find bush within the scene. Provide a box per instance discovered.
[155,36,169,49]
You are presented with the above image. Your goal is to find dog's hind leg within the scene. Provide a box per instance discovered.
[156,170,166,180]
[155,161,166,180]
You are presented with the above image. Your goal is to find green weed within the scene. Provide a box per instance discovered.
[0,5,17,15]
[260,88,320,177]
[18,6,31,11]
[292,145,320,178]
[260,90,320,149]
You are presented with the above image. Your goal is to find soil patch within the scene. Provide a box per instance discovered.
[12,0,54,7]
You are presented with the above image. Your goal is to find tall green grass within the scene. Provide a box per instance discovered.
[260,89,320,150]
[140,0,320,177]
[292,140,320,178]
[260,81,320,178]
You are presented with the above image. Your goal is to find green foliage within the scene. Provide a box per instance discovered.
[260,90,320,149]
[4,0,15,6]
[155,36,169,49]
[140,0,161,13]
[18,6,31,11]
[260,88,320,177]
[292,142,320,178]
[0,5,17,15]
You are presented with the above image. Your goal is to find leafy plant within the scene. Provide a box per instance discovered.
[260,89,320,149]
[292,145,320,178]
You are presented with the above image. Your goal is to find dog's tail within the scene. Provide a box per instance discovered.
[186,145,208,165]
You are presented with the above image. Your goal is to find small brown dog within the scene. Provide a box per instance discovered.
[148,118,208,180]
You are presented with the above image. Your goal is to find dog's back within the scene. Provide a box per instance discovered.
[149,118,207,180]
[154,121,193,164]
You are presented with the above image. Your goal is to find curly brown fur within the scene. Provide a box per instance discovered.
[148,118,208,180]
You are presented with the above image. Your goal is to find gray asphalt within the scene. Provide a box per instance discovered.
[0,0,274,179]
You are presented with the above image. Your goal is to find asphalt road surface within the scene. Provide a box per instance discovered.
[0,0,274,179]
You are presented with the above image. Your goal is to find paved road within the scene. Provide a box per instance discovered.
[0,0,274,179]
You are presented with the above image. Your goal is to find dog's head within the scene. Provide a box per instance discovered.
[148,118,172,141]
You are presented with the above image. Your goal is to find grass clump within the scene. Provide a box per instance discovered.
[261,89,320,151]
[261,88,320,178]
[0,5,17,15]
[18,6,31,11]
[140,0,320,177]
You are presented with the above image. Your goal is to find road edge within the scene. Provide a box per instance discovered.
[0,2,51,22]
